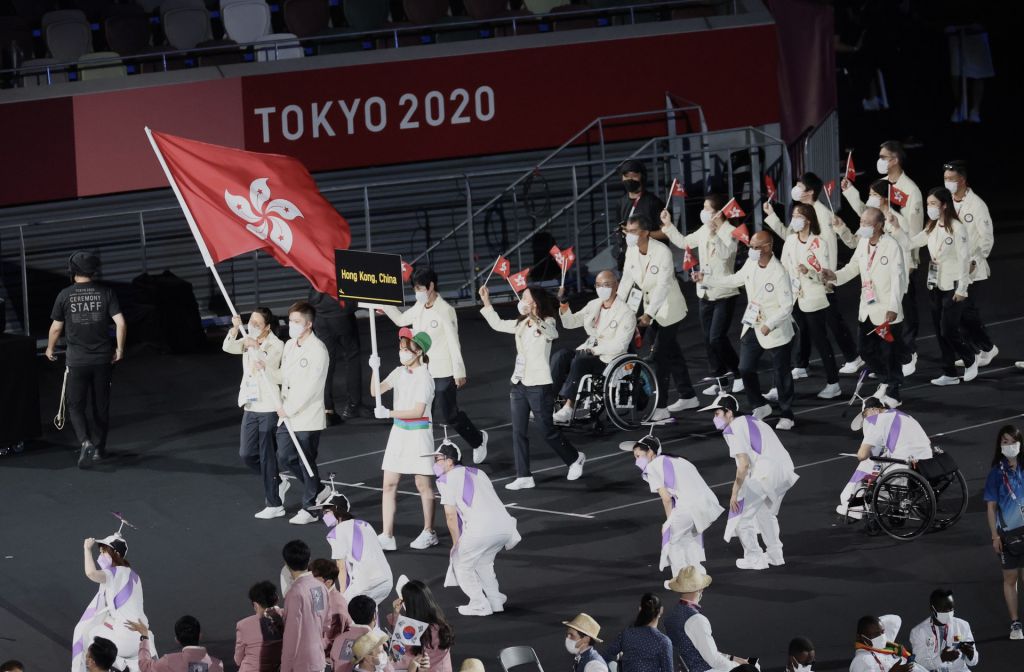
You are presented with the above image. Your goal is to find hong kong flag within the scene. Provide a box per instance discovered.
[401,260,414,282]
[147,129,351,296]
[731,223,751,246]
[722,197,746,220]
[492,255,512,279]
[764,175,777,202]
[845,152,856,182]
[889,184,910,208]
[824,179,836,199]
[871,320,895,343]
[508,268,530,292]
[682,245,698,271]
[668,178,687,198]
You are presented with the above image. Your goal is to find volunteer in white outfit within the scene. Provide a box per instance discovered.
[909,589,979,672]
[263,301,330,525]
[764,172,859,378]
[779,203,842,400]
[223,309,287,520]
[944,161,998,364]
[838,398,934,519]
[620,214,698,420]
[851,615,915,672]
[382,267,489,464]
[659,195,744,396]
[896,188,977,386]
[370,329,438,551]
[551,270,635,423]
[628,434,724,577]
[319,490,394,606]
[821,209,907,407]
[702,394,798,570]
[431,442,521,616]
[694,231,797,430]
[478,284,586,491]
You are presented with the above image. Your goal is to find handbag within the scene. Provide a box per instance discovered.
[996,464,1024,552]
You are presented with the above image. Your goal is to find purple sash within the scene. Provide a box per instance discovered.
[112,571,140,610]
[462,467,478,508]
[885,412,905,454]
[351,520,366,562]
[662,458,677,491]
[661,526,670,548]
[747,416,763,455]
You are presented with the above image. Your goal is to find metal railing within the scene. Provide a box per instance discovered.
[795,109,841,208]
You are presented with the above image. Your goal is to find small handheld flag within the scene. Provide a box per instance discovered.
[668,178,686,198]
[764,175,777,202]
[869,321,895,343]
[722,197,746,220]
[508,268,530,294]
[845,152,856,182]
[682,245,698,271]
[400,260,414,283]
[889,184,909,208]
[731,223,751,246]
[824,179,837,214]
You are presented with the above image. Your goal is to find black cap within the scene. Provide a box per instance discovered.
[423,442,462,463]
[619,159,646,177]
[863,397,886,411]
[698,394,739,413]
[69,251,100,276]
[635,435,661,454]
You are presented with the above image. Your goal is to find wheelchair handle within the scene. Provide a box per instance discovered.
[870,455,911,465]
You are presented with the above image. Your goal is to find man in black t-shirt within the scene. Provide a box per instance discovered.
[614,159,666,269]
[46,251,126,468]
[308,289,363,422]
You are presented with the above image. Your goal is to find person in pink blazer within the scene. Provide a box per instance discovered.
[330,595,380,672]
[234,581,284,672]
[311,559,353,659]
[389,580,454,672]
[127,615,224,672]
[281,540,329,672]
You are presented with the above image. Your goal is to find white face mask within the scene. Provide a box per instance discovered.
[747,248,762,263]
[944,180,959,193]
[876,157,890,175]
[793,664,814,672]
[790,216,806,232]
[790,185,806,200]
[866,195,882,209]
[1002,442,1021,459]
[399,349,416,365]
[625,232,640,247]
[934,609,954,625]
[288,322,305,340]
[856,226,874,239]
[700,209,713,225]
[565,637,580,655]
[868,634,888,650]
[414,290,429,304]
[927,206,942,221]
[596,286,613,301]
[517,300,530,316]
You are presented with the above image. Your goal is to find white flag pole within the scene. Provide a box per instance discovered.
[144,127,314,478]
[482,255,501,286]
[362,303,384,411]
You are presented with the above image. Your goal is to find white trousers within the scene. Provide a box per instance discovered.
[344,572,394,606]
[735,492,782,560]
[449,528,517,608]
[660,508,706,575]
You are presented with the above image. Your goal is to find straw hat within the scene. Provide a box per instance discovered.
[666,566,712,593]
[459,659,486,672]
[352,632,388,662]
[561,613,603,642]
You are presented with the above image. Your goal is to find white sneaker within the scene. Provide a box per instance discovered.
[839,357,864,375]
[736,555,769,570]
[836,504,865,520]
[278,478,291,504]
[902,353,918,377]
[776,418,795,431]
[1010,621,1024,640]
[766,552,785,567]
[552,406,573,423]
[254,506,286,520]
[457,603,493,616]
[731,379,745,393]
[872,384,888,400]
[1017,362,1024,370]
[979,345,999,367]
[817,383,842,399]
[881,395,902,409]
[315,485,333,506]
[473,430,488,464]
[650,408,671,422]
[764,387,778,402]
[791,367,808,380]
[567,452,586,481]
[666,397,699,412]
[410,529,439,550]
[618,440,637,452]
[963,360,979,382]
[931,375,960,387]
[752,404,772,420]
[505,477,535,491]
[377,533,397,551]
[487,593,508,613]
[289,509,318,525]
[702,383,721,396]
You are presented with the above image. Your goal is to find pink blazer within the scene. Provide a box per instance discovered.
[139,645,224,672]
[323,589,352,655]
[235,611,284,672]
[281,574,329,672]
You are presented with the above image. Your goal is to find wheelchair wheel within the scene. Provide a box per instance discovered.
[870,469,936,541]
[929,470,968,531]
[603,356,659,431]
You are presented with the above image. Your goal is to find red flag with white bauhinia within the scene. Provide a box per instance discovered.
[872,321,895,343]
[549,244,564,268]
[806,253,822,273]
[682,245,698,271]
[401,260,414,282]
[148,130,350,296]
[731,223,751,246]
[492,255,512,279]
[508,268,530,292]
[764,175,777,202]
[669,178,686,198]
[889,184,909,208]
[722,197,746,220]
[845,152,856,182]
[824,179,836,199]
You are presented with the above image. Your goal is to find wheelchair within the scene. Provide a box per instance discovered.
[555,352,660,432]
[841,448,968,541]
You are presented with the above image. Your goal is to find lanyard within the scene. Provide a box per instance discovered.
[867,652,889,672]
[866,244,879,271]
[1002,463,1022,501]
[931,623,949,651]
[628,196,641,218]
[592,305,609,329]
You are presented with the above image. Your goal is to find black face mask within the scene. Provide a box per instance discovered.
[623,179,642,193]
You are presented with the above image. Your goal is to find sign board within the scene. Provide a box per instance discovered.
[335,249,404,305]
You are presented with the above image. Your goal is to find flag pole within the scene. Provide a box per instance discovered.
[482,255,501,286]
[360,302,384,412]
[144,127,314,478]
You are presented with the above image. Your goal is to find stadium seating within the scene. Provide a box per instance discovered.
[162,7,214,50]
[222,0,273,43]
[283,0,331,38]
[42,10,94,62]
[78,51,129,80]
[254,32,305,60]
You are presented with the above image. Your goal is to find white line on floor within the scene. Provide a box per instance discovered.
[314,422,512,468]
[490,451,622,483]
[930,414,1024,437]
[505,503,594,519]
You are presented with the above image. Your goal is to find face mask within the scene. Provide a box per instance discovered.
[596,286,613,301]
[713,416,728,431]
[934,609,954,625]
[944,180,959,193]
[793,663,814,672]
[565,637,580,655]
[856,226,874,239]
[97,553,112,570]
[623,179,642,193]
[790,185,806,200]
[747,248,762,263]
[414,290,429,304]
[625,232,640,247]
[399,349,416,365]
[288,322,305,340]
[517,300,530,316]
[700,209,713,225]
[866,195,882,209]
[247,323,264,337]
[868,634,888,650]
[634,456,650,471]
[432,462,445,477]
[789,217,806,232]
[927,206,941,221]
[876,157,889,175]
[1003,442,1021,458]
[322,511,338,527]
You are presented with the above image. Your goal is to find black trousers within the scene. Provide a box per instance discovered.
[241,410,282,506]
[698,296,740,377]
[929,289,977,376]
[960,281,994,353]
[550,348,606,401]
[793,307,839,383]
[66,363,113,448]
[645,319,695,407]
[434,376,484,448]
[275,427,322,511]
[509,383,578,477]
[739,330,794,419]
[858,318,903,395]
[315,314,362,411]
[901,266,921,357]
[796,295,858,367]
